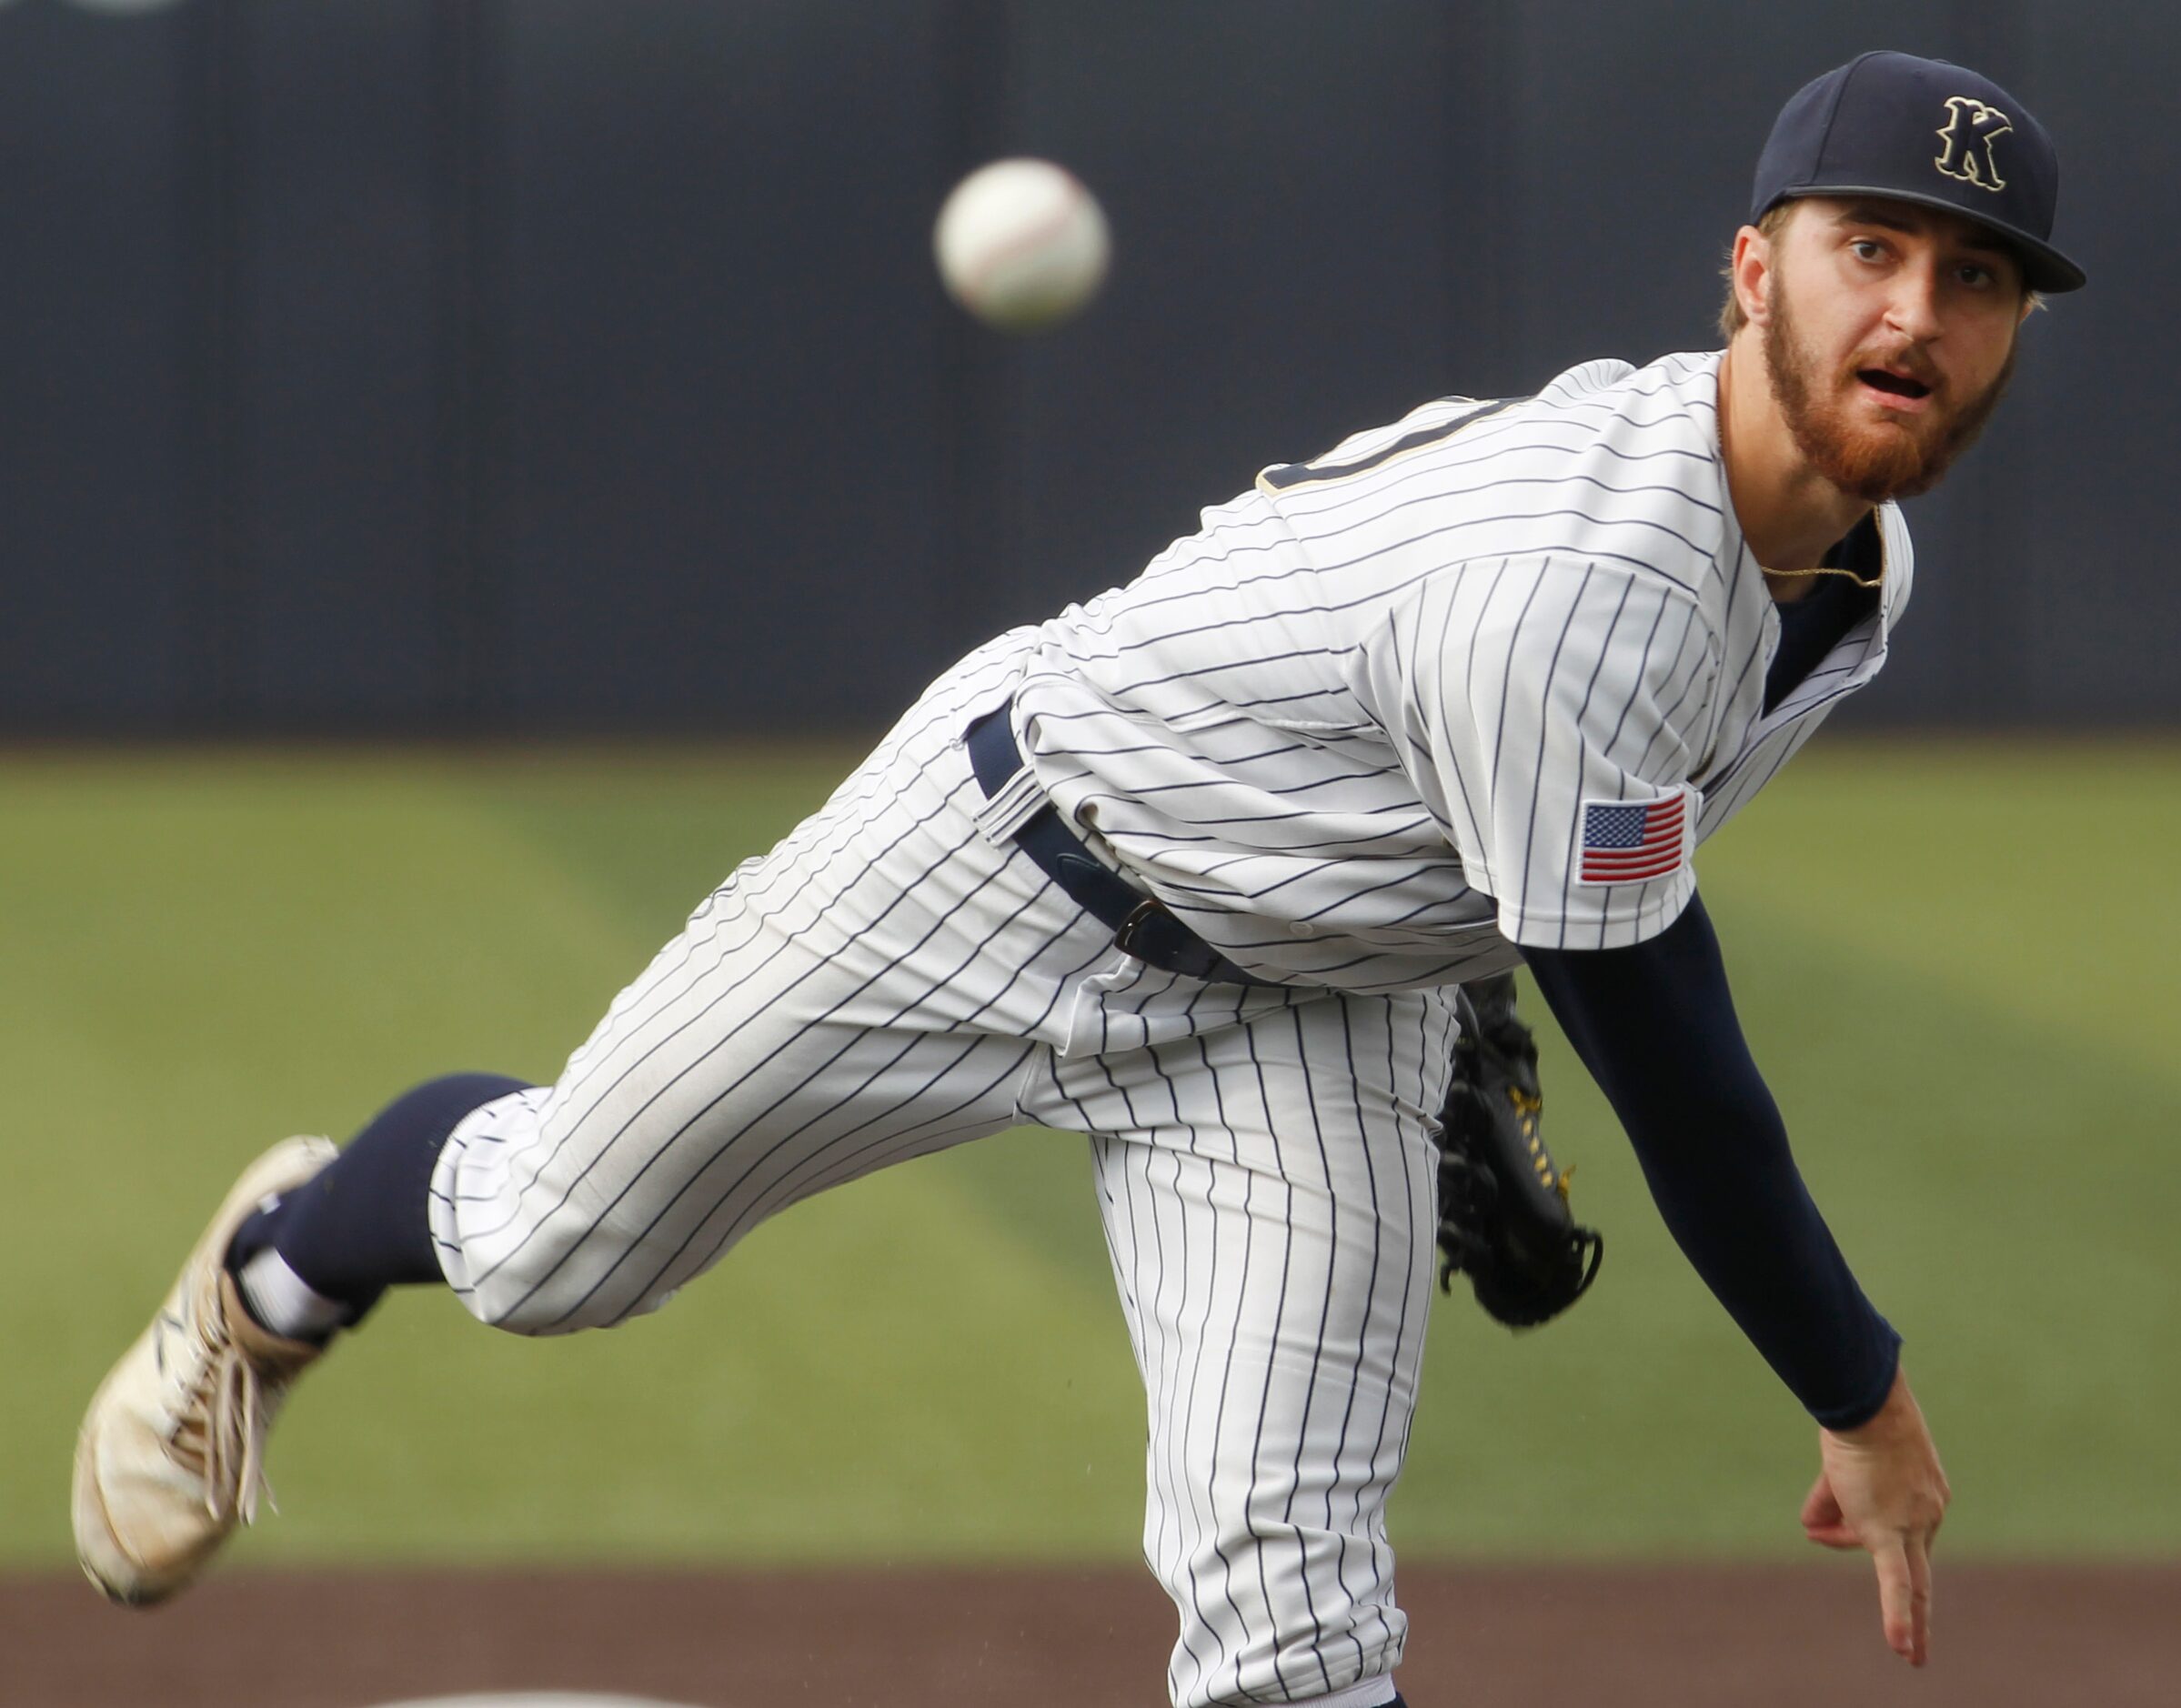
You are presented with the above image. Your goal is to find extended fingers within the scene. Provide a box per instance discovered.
[1906,1533,1934,1665]
[1873,1542,1916,1663]
[1872,1538,1935,1666]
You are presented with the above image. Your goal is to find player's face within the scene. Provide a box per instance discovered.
[1761,197,2027,502]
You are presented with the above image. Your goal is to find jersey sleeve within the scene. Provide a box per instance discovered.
[1363,556,1716,950]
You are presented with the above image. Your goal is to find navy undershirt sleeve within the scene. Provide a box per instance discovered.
[1520,894,1900,1429]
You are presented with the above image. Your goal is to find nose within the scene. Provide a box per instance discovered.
[1885,256,1945,344]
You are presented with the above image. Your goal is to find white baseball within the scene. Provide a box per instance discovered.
[933,158,1111,334]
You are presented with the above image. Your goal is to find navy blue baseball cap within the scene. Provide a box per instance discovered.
[1752,51,2086,293]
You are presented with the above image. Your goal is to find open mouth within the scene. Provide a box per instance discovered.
[1857,368,1932,400]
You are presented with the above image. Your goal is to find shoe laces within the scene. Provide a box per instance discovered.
[207,1337,276,1524]
[166,1281,296,1527]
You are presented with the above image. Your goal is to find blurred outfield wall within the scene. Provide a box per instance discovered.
[2,0,2169,735]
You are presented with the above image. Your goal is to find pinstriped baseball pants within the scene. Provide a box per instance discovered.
[427,632,1457,1708]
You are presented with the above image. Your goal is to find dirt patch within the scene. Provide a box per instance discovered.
[4,1562,2174,1707]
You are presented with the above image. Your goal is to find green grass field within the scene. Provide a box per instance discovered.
[7,739,2177,1569]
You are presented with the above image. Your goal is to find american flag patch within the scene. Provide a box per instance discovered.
[1578,791,1691,884]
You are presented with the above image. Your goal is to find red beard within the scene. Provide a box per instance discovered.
[1762,284,2015,503]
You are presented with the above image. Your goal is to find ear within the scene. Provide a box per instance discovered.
[1732,225,1775,329]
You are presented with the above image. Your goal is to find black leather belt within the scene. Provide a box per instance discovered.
[965,700,1274,986]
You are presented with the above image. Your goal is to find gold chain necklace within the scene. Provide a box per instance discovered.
[1762,562,1885,588]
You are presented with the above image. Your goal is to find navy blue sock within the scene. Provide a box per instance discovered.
[227,1072,531,1321]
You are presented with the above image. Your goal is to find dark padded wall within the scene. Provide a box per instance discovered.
[2,1,206,726]
[0,0,2165,732]
[479,1,960,728]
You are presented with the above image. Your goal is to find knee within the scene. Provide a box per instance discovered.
[447,1205,675,1338]
[457,1256,596,1339]
[426,1087,672,1336]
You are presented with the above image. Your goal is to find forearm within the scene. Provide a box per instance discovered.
[1522,894,1899,1427]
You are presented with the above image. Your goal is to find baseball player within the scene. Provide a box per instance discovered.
[75,53,2081,1708]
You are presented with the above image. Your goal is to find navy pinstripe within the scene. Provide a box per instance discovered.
[418,349,1910,1708]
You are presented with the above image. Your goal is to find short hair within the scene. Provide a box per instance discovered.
[1716,198,2044,343]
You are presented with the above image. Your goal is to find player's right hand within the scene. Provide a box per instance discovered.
[1800,1366,1950,1667]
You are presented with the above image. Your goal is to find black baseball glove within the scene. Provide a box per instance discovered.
[1435,972,1603,1328]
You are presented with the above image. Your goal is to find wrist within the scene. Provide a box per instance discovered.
[1826,1363,1915,1443]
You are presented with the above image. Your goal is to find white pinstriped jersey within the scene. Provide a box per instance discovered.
[1010,349,1911,993]
[418,349,1915,1708]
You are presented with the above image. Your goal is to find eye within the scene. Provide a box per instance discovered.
[1848,237,1887,264]
[1956,261,1997,289]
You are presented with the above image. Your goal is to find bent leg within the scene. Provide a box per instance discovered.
[431,1000,1044,1334]
[433,639,1116,1335]
[1066,989,1456,1708]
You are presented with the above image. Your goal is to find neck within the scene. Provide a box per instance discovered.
[1718,337,1873,596]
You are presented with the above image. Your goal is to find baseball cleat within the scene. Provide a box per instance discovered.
[72,1135,338,1606]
